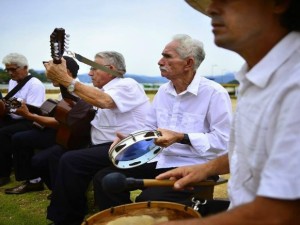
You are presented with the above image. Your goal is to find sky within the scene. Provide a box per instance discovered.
[0,0,244,77]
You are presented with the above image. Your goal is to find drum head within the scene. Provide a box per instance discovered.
[109,130,163,169]
[82,201,201,225]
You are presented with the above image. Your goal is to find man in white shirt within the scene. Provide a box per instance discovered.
[156,0,300,224]
[0,53,45,186]
[93,34,232,211]
[44,51,151,225]
[5,56,80,195]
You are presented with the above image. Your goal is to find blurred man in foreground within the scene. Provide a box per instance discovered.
[156,0,300,224]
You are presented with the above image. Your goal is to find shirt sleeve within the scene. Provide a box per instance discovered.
[106,79,148,113]
[189,90,232,155]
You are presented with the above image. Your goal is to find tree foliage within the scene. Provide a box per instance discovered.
[0,68,48,84]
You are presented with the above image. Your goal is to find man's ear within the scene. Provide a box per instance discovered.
[185,57,194,70]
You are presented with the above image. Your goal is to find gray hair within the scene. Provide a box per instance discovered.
[172,34,205,71]
[95,51,126,76]
[2,53,29,68]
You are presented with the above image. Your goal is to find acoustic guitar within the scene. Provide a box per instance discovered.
[0,97,58,118]
[49,28,95,149]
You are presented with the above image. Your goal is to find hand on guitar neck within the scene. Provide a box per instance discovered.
[48,27,79,102]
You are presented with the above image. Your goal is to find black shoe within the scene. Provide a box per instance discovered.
[5,181,44,194]
[0,177,11,187]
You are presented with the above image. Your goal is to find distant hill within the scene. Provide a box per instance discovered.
[78,73,237,84]
[205,73,238,84]
[78,74,168,84]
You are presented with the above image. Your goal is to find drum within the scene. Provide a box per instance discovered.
[109,130,163,169]
[82,201,201,225]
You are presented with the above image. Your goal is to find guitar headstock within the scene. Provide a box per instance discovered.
[50,28,68,64]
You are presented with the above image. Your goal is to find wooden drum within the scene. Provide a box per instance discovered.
[82,201,201,225]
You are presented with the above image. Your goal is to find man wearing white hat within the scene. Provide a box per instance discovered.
[157,0,300,224]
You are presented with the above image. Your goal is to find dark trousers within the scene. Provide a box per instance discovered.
[46,142,113,225]
[32,144,65,190]
[93,163,203,211]
[12,127,57,182]
[0,117,33,178]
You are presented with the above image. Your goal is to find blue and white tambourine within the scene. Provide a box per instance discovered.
[109,130,163,169]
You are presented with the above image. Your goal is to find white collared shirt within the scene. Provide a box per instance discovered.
[146,73,232,168]
[228,31,300,208]
[90,77,151,144]
[8,75,45,119]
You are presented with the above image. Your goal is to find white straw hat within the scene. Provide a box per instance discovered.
[185,0,211,15]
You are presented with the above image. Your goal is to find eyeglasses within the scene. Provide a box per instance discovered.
[4,67,20,73]
[90,65,111,71]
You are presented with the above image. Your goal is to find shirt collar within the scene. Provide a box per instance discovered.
[102,77,120,91]
[164,72,202,96]
[237,32,300,88]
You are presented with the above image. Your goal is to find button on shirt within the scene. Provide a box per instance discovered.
[146,73,232,168]
[91,77,151,145]
[228,31,300,209]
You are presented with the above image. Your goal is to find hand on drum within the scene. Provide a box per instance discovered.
[156,164,209,190]
[154,128,183,147]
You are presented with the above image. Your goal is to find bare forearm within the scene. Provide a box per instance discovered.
[73,82,116,109]
[159,198,300,225]
[25,113,59,129]
[206,153,230,177]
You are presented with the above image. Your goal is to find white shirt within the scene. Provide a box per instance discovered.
[90,77,151,144]
[228,31,300,208]
[146,73,232,168]
[8,75,46,119]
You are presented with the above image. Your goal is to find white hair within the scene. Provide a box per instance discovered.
[2,53,29,68]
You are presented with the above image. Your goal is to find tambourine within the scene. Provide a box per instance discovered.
[109,130,163,169]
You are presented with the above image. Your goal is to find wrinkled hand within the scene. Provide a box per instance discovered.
[154,128,182,147]
[156,164,209,190]
[109,132,127,151]
[43,58,68,83]
[15,101,30,117]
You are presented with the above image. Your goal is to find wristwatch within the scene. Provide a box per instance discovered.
[67,79,76,93]
[179,133,191,145]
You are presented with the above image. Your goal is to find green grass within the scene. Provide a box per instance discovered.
[0,174,229,225]
[0,176,51,225]
[0,175,99,225]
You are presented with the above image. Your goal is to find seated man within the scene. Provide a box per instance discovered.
[0,53,45,187]
[42,51,151,225]
[93,34,232,210]
[4,56,80,194]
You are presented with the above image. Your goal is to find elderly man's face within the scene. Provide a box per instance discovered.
[88,57,114,89]
[5,64,28,82]
[158,40,188,80]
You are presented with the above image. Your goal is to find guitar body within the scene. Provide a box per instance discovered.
[54,99,96,150]
[0,97,58,118]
